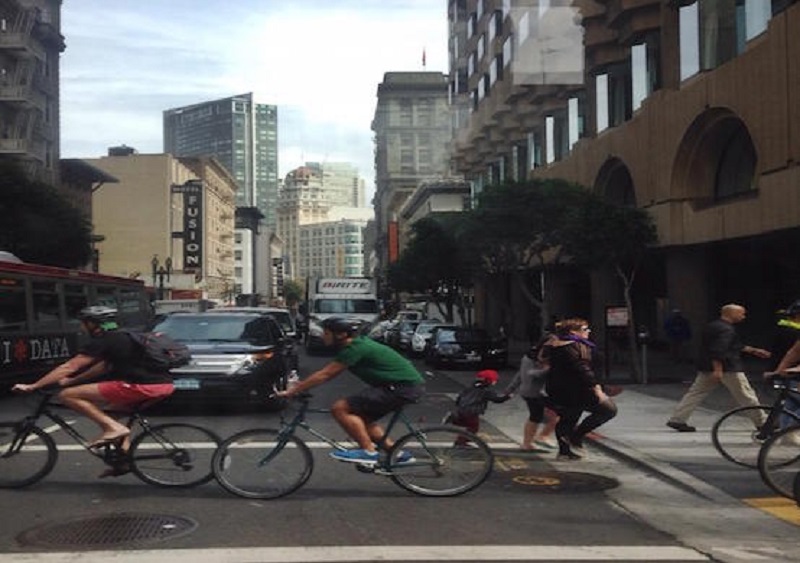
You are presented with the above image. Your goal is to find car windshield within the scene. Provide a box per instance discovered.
[268,311,294,334]
[153,315,276,345]
[315,299,379,314]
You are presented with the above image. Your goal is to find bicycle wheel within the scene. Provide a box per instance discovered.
[0,423,58,488]
[212,429,313,499]
[129,423,220,488]
[711,405,776,468]
[757,424,800,498]
[388,425,493,497]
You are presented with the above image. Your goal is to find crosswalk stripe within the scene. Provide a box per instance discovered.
[0,544,709,562]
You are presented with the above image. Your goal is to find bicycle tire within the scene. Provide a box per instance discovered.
[0,423,58,488]
[129,423,220,488]
[757,424,800,499]
[212,428,313,499]
[388,425,493,497]
[711,405,780,468]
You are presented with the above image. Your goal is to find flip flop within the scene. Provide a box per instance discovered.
[88,429,130,449]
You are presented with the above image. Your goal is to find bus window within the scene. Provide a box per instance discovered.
[95,286,116,308]
[64,283,88,327]
[31,282,61,331]
[0,284,27,331]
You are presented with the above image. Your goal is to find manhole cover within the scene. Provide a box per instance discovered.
[17,512,197,549]
[511,470,619,493]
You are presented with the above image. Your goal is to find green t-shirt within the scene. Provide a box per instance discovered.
[334,336,424,386]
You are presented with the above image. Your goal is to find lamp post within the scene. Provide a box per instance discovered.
[151,255,172,300]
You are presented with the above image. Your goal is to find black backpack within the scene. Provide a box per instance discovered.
[126,331,191,371]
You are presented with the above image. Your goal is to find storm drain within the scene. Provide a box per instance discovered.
[511,470,619,493]
[17,512,197,549]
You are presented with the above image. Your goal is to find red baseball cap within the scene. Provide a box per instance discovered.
[475,369,499,383]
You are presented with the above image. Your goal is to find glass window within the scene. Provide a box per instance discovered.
[31,283,61,331]
[596,74,609,132]
[0,285,27,331]
[715,126,757,199]
[680,2,700,80]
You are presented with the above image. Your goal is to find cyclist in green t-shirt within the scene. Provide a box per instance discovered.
[277,316,425,464]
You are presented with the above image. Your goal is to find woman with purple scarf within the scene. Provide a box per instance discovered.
[543,318,618,460]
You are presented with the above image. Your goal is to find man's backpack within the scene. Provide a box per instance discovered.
[126,331,191,371]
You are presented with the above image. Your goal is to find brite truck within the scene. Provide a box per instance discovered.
[304,277,380,353]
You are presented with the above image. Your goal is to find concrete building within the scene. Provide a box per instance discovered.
[298,218,369,279]
[276,163,372,283]
[371,72,451,292]
[448,0,800,346]
[163,93,279,300]
[397,177,471,249]
[84,152,237,301]
[0,0,64,185]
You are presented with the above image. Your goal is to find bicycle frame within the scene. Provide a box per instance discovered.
[263,395,433,472]
[758,378,800,437]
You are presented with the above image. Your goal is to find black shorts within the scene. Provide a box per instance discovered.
[346,384,425,423]
[523,396,547,423]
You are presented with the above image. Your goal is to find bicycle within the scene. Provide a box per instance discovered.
[211,392,494,499]
[757,421,800,498]
[711,375,800,468]
[0,389,221,488]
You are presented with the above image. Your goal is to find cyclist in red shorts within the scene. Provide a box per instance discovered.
[12,306,174,450]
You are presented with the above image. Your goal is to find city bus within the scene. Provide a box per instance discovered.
[0,257,152,389]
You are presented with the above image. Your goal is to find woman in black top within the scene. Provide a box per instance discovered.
[544,318,617,460]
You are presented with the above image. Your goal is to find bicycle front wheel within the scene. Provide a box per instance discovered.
[388,425,493,497]
[757,424,800,498]
[711,406,775,468]
[0,423,58,488]
[212,429,313,499]
[129,423,220,487]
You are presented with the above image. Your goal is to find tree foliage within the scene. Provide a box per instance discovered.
[282,279,304,306]
[388,215,471,322]
[0,161,93,267]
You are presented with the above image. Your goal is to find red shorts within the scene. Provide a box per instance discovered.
[97,381,174,408]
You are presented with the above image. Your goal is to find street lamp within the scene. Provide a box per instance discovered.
[151,255,172,300]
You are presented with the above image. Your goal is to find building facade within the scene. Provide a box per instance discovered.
[298,218,369,280]
[0,0,64,185]
[448,0,800,346]
[163,92,279,299]
[371,72,451,287]
[84,152,237,301]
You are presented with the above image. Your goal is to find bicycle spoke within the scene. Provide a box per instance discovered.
[129,424,219,488]
[0,423,57,488]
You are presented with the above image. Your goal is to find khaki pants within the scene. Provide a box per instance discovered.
[669,371,765,426]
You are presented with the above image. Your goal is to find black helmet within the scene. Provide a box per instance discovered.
[320,316,363,335]
[78,305,118,324]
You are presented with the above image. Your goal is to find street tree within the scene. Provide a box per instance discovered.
[388,215,471,323]
[560,195,659,382]
[0,161,93,268]
[461,179,587,331]
[282,279,304,308]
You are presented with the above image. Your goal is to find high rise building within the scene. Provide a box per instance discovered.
[371,72,451,286]
[0,0,64,185]
[162,93,279,226]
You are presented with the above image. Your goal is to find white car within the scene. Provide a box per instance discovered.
[410,320,451,356]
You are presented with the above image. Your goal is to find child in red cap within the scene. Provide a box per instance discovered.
[446,369,510,442]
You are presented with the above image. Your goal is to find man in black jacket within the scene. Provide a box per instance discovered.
[666,304,771,432]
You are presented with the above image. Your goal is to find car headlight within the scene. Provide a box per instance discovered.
[234,352,276,374]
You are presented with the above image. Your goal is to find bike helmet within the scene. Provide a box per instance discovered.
[475,369,499,384]
[78,305,118,324]
[320,316,363,335]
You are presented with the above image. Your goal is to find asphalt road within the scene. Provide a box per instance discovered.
[0,348,783,562]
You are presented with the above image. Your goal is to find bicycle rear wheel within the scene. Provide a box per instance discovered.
[388,425,493,497]
[757,424,800,498]
[129,423,220,487]
[0,423,57,488]
[212,429,313,499]
[711,406,775,467]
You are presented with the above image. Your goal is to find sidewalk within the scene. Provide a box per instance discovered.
[468,344,800,562]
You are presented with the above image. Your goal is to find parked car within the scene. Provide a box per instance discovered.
[151,311,293,410]
[424,326,508,369]
[409,320,450,356]
[385,319,420,352]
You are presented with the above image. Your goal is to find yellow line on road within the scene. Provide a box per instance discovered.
[744,497,800,526]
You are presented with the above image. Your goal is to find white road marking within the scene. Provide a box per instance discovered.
[0,544,710,562]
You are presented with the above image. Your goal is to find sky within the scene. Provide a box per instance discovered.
[60,1,450,204]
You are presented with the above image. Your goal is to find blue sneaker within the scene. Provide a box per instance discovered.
[330,448,379,465]
[393,449,416,464]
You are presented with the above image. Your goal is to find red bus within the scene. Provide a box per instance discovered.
[0,258,151,388]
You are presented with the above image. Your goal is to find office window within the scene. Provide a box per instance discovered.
[679,3,700,80]
[518,11,530,46]
[503,36,513,68]
[596,74,609,133]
